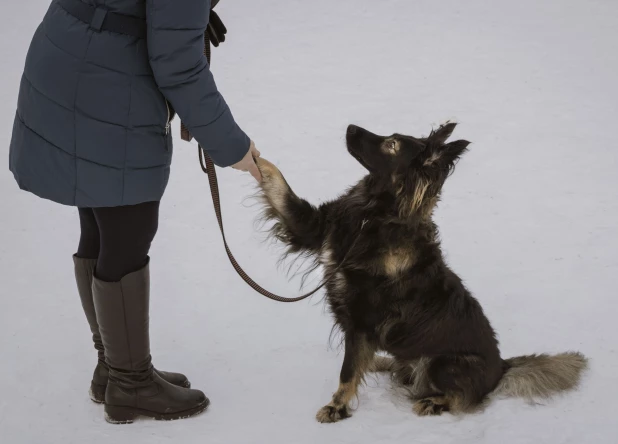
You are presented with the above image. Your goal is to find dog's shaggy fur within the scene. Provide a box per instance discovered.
[256,123,588,423]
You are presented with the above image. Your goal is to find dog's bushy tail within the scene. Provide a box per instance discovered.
[494,352,588,400]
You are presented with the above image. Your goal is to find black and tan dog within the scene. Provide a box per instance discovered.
[256,123,587,423]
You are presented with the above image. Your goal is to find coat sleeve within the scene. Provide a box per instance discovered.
[146,0,249,167]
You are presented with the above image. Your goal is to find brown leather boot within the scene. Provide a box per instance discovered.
[73,256,190,404]
[92,261,209,424]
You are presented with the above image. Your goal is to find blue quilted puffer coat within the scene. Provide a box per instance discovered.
[9,0,249,207]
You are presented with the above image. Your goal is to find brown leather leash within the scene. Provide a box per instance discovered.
[199,149,321,302]
[181,8,365,302]
[198,149,366,302]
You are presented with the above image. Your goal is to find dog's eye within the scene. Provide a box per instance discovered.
[383,139,399,155]
[387,141,398,154]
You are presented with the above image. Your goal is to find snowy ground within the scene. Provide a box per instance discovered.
[1,0,618,443]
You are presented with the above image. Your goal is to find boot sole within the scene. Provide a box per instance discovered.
[90,381,191,404]
[104,398,209,424]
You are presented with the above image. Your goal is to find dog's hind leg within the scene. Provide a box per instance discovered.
[316,333,376,423]
[412,354,495,416]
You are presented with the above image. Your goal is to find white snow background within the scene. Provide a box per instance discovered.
[1,0,617,443]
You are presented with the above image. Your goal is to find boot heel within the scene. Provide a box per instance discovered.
[105,405,137,424]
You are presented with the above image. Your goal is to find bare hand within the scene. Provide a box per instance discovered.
[232,140,262,182]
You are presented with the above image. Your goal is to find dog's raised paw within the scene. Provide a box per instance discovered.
[315,404,351,423]
[255,157,280,180]
[255,157,289,211]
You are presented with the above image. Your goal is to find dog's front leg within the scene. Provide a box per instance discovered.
[257,157,327,253]
[316,333,375,423]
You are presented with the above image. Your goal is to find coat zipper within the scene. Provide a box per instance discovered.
[164,100,172,135]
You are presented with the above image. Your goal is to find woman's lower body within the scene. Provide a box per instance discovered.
[73,202,209,424]
[76,201,160,282]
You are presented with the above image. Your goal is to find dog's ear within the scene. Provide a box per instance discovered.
[442,140,470,163]
[429,122,457,144]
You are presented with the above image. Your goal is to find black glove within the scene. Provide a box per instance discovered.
[208,10,227,47]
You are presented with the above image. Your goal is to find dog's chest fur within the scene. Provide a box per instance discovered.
[319,197,438,337]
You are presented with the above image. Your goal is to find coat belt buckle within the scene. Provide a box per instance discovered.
[90,7,108,33]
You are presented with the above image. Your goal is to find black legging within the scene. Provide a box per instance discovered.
[76,201,160,282]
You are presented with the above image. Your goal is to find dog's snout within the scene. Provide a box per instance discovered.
[347,124,358,135]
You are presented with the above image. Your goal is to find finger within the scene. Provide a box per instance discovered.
[208,23,220,47]
[210,11,228,36]
[249,141,260,157]
[248,161,262,182]
[209,21,225,46]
